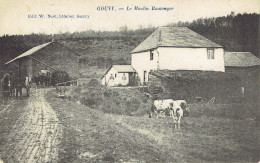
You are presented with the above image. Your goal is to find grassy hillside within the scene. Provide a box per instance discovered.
[148,70,259,103]
[46,87,259,162]
[60,79,151,116]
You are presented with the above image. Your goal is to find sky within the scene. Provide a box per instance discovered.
[0,0,259,35]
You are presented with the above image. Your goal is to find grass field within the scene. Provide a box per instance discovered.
[46,88,259,162]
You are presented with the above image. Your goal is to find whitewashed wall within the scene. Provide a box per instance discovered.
[131,51,158,84]
[102,67,130,86]
[131,47,225,84]
[157,47,225,72]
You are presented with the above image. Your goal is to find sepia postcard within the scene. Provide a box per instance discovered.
[0,0,259,162]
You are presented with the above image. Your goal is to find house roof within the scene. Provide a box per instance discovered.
[224,52,260,67]
[130,27,222,54]
[101,65,136,79]
[5,42,52,64]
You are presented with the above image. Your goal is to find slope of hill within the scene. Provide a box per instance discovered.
[44,88,259,162]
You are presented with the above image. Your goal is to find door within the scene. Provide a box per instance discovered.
[143,71,147,83]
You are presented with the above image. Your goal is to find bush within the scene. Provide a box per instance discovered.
[51,70,71,85]
[125,98,141,115]
[64,84,152,116]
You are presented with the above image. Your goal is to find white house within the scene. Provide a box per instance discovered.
[131,27,225,84]
[101,65,136,86]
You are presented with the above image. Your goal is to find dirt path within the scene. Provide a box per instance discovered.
[2,89,62,163]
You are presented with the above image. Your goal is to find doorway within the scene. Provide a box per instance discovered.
[144,71,147,83]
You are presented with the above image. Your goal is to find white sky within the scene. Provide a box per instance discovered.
[0,0,259,35]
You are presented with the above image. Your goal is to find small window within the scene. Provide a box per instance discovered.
[115,73,117,78]
[150,50,154,60]
[207,49,214,59]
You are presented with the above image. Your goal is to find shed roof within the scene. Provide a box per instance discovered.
[112,65,136,73]
[224,52,260,67]
[101,65,136,79]
[130,27,222,54]
[5,42,52,64]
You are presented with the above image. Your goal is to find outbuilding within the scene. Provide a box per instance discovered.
[101,65,136,86]
[224,52,260,101]
[5,42,79,81]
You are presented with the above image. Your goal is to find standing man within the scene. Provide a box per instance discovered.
[25,77,31,97]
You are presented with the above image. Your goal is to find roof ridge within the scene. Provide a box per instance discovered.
[160,26,189,28]
[225,51,251,53]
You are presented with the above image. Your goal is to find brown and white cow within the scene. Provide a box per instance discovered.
[149,99,189,129]
[149,99,174,118]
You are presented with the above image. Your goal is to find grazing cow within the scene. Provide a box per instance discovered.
[173,100,190,117]
[149,99,189,129]
[169,105,184,129]
[149,99,174,118]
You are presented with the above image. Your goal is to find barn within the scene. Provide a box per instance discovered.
[131,27,225,84]
[101,65,136,86]
[224,52,260,101]
[5,41,79,81]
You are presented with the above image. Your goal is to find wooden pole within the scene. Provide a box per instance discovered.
[18,60,21,78]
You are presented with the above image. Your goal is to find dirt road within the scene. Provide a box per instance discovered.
[1,89,62,163]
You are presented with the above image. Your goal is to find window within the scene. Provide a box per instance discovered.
[150,50,154,60]
[207,49,214,59]
[115,73,117,78]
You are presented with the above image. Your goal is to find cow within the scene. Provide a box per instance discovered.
[172,100,190,117]
[169,104,184,129]
[149,99,190,129]
[149,99,174,118]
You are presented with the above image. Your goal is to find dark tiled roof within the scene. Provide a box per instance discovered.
[130,27,222,53]
[224,52,260,67]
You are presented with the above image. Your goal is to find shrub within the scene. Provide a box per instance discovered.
[125,98,141,115]
[64,82,152,116]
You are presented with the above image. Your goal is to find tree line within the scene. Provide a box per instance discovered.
[168,12,259,57]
